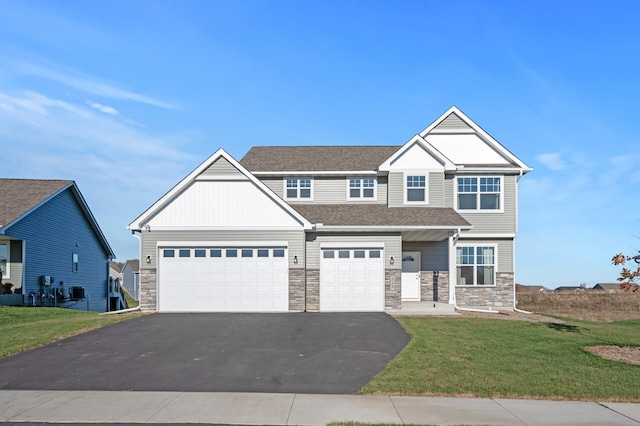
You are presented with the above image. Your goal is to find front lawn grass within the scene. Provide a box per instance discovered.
[0,306,141,358]
[361,316,640,401]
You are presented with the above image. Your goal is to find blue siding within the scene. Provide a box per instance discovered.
[5,188,111,312]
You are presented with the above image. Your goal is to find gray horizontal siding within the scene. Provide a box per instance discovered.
[445,174,517,234]
[141,229,305,270]
[388,172,403,207]
[389,172,444,207]
[433,113,471,131]
[402,240,448,271]
[456,238,514,272]
[305,232,402,270]
[259,177,387,204]
[200,157,243,177]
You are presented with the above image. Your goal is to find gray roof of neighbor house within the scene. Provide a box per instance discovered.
[593,283,622,291]
[125,259,140,272]
[292,204,470,228]
[0,179,72,228]
[240,146,402,172]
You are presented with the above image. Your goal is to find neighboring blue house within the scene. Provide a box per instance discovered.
[0,179,119,312]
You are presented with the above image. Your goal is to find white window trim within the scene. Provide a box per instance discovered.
[346,177,377,201]
[403,172,429,205]
[283,177,314,201]
[455,244,498,287]
[454,175,504,213]
[0,241,10,279]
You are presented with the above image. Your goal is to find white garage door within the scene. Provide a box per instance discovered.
[158,246,289,312]
[320,248,385,312]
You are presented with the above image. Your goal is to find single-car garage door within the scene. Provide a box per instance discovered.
[320,248,385,312]
[158,246,289,312]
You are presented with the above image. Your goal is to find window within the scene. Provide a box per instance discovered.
[195,249,206,258]
[257,249,269,257]
[242,249,253,257]
[210,249,222,257]
[338,250,350,259]
[0,243,9,278]
[354,250,365,258]
[285,178,312,199]
[226,249,238,257]
[406,175,426,203]
[348,178,375,199]
[273,249,285,257]
[457,177,501,210]
[456,246,495,286]
[179,249,190,258]
[323,250,334,258]
[369,250,381,258]
[163,249,175,258]
[72,253,79,272]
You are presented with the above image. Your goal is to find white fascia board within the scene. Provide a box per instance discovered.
[454,167,528,174]
[458,233,516,238]
[379,135,456,172]
[128,148,313,231]
[314,225,473,232]
[142,226,303,231]
[157,240,289,247]
[420,106,531,172]
[251,170,379,176]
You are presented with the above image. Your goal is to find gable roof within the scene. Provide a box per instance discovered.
[124,259,140,273]
[419,106,532,171]
[0,179,115,258]
[378,134,457,172]
[292,204,471,229]
[128,148,313,230]
[240,146,400,172]
[0,179,71,228]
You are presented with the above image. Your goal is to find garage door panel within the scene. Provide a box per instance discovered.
[159,246,289,312]
[320,248,384,312]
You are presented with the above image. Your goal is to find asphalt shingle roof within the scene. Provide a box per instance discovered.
[292,204,470,228]
[240,146,402,172]
[0,179,71,228]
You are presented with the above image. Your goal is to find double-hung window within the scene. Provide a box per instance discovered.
[285,178,312,200]
[457,176,501,210]
[406,175,426,203]
[348,178,375,199]
[456,246,495,286]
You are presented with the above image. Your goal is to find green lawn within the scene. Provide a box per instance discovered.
[0,306,141,358]
[361,316,640,401]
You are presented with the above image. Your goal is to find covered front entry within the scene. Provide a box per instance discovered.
[319,248,385,312]
[157,246,289,312]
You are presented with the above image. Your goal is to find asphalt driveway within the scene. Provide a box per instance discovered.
[0,313,410,394]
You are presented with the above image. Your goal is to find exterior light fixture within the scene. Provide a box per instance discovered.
[390,256,394,265]
[144,224,151,232]
[293,255,298,264]
[145,255,151,264]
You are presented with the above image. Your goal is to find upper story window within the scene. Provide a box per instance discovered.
[348,178,375,200]
[285,178,312,200]
[405,175,427,203]
[457,176,501,211]
[72,253,79,272]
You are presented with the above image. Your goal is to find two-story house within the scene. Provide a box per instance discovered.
[128,106,531,312]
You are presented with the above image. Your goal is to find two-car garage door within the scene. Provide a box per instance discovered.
[158,246,289,312]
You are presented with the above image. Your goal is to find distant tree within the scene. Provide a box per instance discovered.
[611,253,640,292]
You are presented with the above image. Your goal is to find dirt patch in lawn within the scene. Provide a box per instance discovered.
[456,309,566,324]
[586,345,640,365]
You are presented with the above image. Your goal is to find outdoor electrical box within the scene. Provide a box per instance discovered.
[41,276,53,286]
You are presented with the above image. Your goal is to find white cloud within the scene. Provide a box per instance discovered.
[11,61,178,109]
[87,101,119,115]
[535,152,565,171]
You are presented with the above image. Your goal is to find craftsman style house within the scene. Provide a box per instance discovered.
[129,106,531,312]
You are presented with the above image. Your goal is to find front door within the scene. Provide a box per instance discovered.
[401,251,421,300]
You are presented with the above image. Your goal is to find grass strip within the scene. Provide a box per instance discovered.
[361,316,640,401]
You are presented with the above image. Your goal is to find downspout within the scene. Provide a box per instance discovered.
[512,169,531,314]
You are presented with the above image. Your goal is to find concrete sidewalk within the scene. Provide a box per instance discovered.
[1,390,639,425]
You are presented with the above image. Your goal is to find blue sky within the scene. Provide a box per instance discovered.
[1,0,639,288]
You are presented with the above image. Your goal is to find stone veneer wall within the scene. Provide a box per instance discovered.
[385,269,401,309]
[455,272,514,308]
[305,269,320,311]
[139,268,157,311]
[420,271,449,302]
[288,269,305,311]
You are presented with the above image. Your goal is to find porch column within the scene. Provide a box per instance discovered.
[448,232,456,304]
